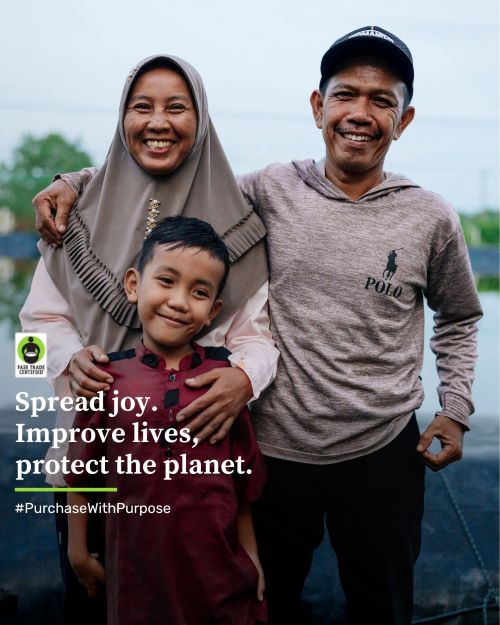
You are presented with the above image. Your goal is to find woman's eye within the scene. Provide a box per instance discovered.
[133,103,152,112]
[168,104,188,113]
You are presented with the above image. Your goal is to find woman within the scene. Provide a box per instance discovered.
[21,54,278,624]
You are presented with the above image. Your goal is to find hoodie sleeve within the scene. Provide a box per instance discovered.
[54,167,99,196]
[425,226,483,429]
[237,171,262,213]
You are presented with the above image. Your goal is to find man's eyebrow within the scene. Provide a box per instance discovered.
[330,83,398,98]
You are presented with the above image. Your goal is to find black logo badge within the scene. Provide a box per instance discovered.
[364,248,404,299]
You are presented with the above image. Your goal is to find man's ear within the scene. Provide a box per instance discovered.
[205,299,223,327]
[124,268,140,303]
[394,106,415,140]
[310,89,325,129]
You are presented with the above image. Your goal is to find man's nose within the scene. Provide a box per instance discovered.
[346,98,372,124]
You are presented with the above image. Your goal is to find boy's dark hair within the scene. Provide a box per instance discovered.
[137,216,231,297]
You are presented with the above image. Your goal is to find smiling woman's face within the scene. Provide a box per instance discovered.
[124,66,198,175]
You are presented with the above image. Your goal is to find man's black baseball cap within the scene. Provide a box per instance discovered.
[320,26,414,99]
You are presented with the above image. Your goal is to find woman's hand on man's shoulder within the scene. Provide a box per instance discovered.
[33,178,76,246]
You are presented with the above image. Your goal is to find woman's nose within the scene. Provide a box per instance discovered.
[147,109,171,131]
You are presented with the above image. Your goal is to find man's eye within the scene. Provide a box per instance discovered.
[373,98,392,107]
[334,91,352,99]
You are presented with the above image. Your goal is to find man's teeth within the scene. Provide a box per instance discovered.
[146,140,174,148]
[343,133,372,142]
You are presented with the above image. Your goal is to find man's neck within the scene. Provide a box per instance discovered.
[324,161,385,201]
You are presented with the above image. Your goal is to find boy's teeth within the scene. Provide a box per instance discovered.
[344,133,371,142]
[146,140,174,148]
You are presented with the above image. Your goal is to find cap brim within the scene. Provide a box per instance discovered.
[320,37,414,96]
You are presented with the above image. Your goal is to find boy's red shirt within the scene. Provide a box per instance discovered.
[67,342,267,625]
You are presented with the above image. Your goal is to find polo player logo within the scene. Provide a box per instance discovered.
[383,248,403,280]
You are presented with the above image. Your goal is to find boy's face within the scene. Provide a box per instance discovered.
[125,244,224,359]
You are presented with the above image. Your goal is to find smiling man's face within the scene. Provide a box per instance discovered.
[311,57,414,190]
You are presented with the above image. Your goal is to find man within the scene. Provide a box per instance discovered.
[32,26,482,625]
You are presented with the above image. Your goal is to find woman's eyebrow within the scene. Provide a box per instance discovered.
[129,94,191,102]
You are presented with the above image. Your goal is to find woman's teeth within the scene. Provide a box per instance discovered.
[146,140,174,148]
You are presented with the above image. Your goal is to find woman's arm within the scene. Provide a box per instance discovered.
[178,282,279,442]
[20,258,112,393]
[20,258,85,380]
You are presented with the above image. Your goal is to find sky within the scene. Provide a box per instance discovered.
[1,0,498,213]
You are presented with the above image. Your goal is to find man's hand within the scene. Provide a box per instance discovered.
[33,179,76,246]
[416,414,466,471]
[69,551,106,599]
[177,367,253,443]
[69,346,112,399]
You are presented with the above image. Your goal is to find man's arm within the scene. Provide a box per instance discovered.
[417,227,483,470]
[33,168,98,245]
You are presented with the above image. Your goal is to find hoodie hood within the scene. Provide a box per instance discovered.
[293,158,420,202]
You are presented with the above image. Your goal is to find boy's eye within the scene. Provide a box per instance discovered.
[193,289,209,298]
[158,276,174,285]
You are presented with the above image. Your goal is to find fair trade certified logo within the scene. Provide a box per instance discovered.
[15,333,47,378]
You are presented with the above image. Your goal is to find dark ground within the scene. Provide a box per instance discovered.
[1,415,498,625]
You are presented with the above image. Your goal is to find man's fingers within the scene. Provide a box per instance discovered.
[416,428,435,453]
[421,443,461,471]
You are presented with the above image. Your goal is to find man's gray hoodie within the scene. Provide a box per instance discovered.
[238,160,483,464]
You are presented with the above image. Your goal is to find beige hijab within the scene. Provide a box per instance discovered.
[40,55,268,353]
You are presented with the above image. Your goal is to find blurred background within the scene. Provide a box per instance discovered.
[0,1,498,623]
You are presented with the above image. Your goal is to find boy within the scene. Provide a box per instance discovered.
[66,216,266,625]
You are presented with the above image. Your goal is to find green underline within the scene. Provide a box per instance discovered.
[15,488,117,493]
